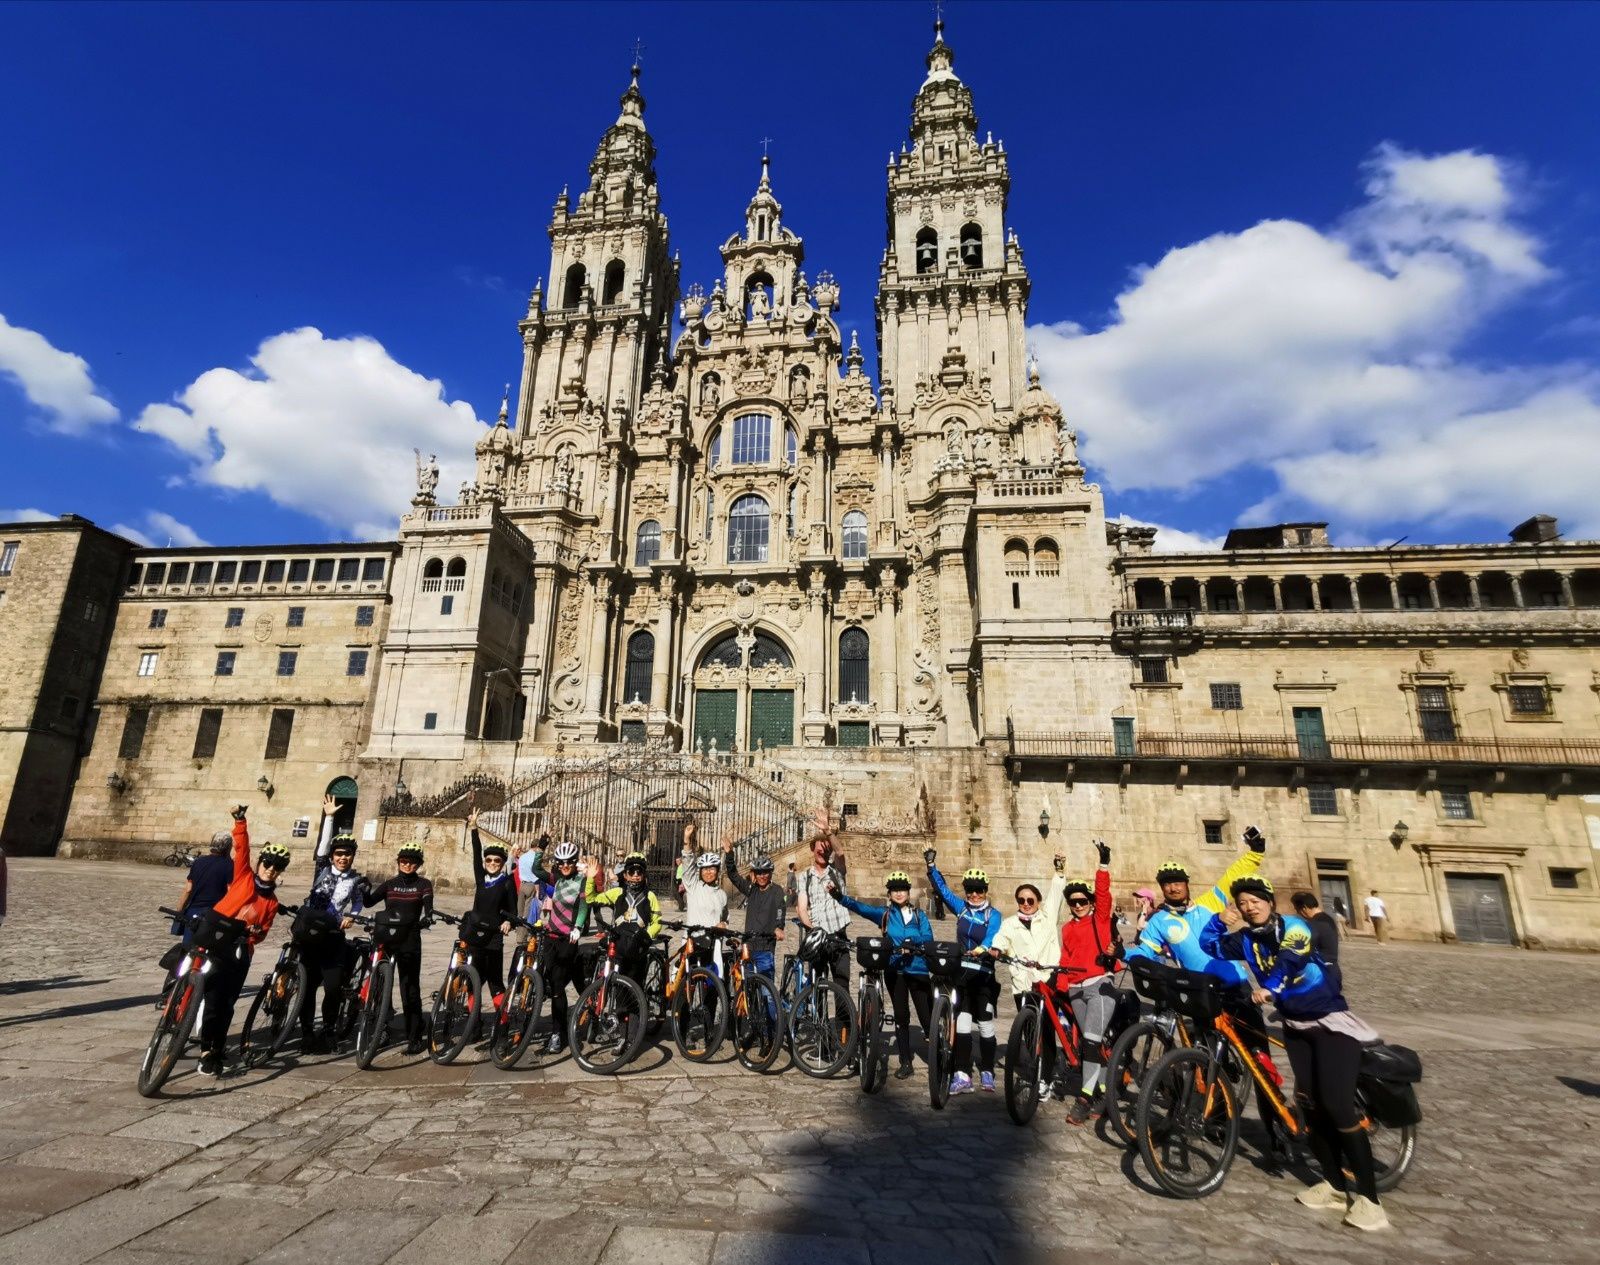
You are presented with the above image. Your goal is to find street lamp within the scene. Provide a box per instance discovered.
[106,770,128,794]
[1389,820,1409,849]
[257,774,274,799]
[1039,797,1052,837]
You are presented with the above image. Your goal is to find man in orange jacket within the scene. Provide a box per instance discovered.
[197,805,291,1076]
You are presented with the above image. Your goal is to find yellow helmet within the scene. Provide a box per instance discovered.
[1156,859,1190,882]
[257,841,292,869]
[961,868,989,888]
[885,871,912,891]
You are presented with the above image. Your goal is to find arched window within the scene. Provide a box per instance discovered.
[602,259,626,304]
[1004,538,1029,576]
[708,426,722,469]
[839,628,870,703]
[960,223,983,269]
[750,633,792,670]
[562,263,586,308]
[446,557,467,577]
[915,227,938,274]
[490,568,505,601]
[1032,537,1060,577]
[635,520,661,566]
[784,425,798,466]
[728,494,770,563]
[787,483,798,539]
[625,630,654,704]
[423,558,444,579]
[842,510,868,560]
[731,413,771,465]
[701,633,743,669]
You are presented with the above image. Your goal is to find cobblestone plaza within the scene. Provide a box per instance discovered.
[1,859,1597,1264]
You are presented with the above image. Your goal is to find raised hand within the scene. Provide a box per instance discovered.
[231,804,248,821]
[1244,826,1267,854]
[1053,853,1066,872]
[1096,840,1111,866]
[923,847,938,866]
[467,808,479,829]
[582,857,600,881]
[322,794,338,817]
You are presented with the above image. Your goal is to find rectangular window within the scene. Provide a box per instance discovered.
[347,649,369,676]
[620,719,647,745]
[241,560,263,584]
[312,559,335,583]
[191,561,213,585]
[288,559,310,583]
[423,711,438,731]
[1440,785,1474,820]
[214,651,236,676]
[149,608,167,628]
[286,606,305,628]
[215,561,237,584]
[277,651,297,676]
[1209,682,1242,711]
[0,541,17,575]
[1509,684,1550,715]
[225,606,244,628]
[143,562,166,586]
[84,599,102,622]
[731,413,772,464]
[355,605,374,627]
[264,708,294,759]
[362,557,386,582]
[125,563,143,590]
[138,651,159,677]
[337,558,360,583]
[1203,821,1224,844]
[167,562,190,585]
[1417,685,1457,741]
[58,694,80,721]
[193,707,223,759]
[1550,867,1583,891]
[1140,658,1169,684]
[1402,592,1425,609]
[837,721,872,748]
[119,705,150,759]
[263,560,285,583]
[1212,594,1238,612]
[1307,783,1338,816]
[441,595,454,615]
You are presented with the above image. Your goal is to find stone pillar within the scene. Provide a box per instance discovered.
[1509,572,1524,608]
[1161,580,1173,609]
[1310,577,1323,611]
[1271,577,1283,612]
[1348,576,1361,611]
[1468,573,1482,609]
[664,439,683,559]
[800,565,829,746]
[1232,578,1244,609]
[876,564,901,715]
[1559,571,1576,608]
[1198,578,1210,611]
[582,573,614,715]
[1387,576,1400,609]
[1426,574,1441,609]
[650,574,677,714]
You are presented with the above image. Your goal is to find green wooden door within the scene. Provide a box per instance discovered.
[749,690,795,750]
[1112,717,1135,757]
[1293,707,1328,759]
[837,721,871,748]
[693,690,737,753]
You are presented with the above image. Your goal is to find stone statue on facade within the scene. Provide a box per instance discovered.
[411,450,440,507]
[748,282,771,320]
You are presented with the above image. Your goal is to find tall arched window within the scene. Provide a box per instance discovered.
[562,263,586,308]
[842,510,868,560]
[728,494,770,563]
[960,223,983,269]
[602,259,626,304]
[423,558,443,579]
[915,227,938,274]
[446,557,467,577]
[731,413,771,465]
[1032,537,1060,577]
[624,630,654,704]
[708,427,722,468]
[785,425,798,465]
[1004,538,1029,576]
[839,628,870,703]
[635,520,661,566]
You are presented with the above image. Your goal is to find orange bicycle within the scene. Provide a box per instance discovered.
[659,920,731,1062]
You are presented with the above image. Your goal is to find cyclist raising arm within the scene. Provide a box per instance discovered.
[992,854,1068,1007]
[835,871,933,1079]
[584,852,663,994]
[1055,841,1117,1125]
[723,840,785,978]
[466,809,517,1022]
[362,842,435,1054]
[298,795,366,1053]
[1123,828,1267,983]
[794,825,851,988]
[1201,876,1388,1233]
[925,849,1002,1094]
[526,836,587,1054]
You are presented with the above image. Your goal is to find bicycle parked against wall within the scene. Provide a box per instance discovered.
[138,905,242,1096]
[1135,967,1420,1199]
[782,929,858,1079]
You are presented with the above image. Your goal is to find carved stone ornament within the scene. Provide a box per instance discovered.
[550,657,584,715]
[909,646,943,718]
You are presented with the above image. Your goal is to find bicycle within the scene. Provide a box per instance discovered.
[330,920,373,1048]
[138,905,244,1096]
[568,920,650,1074]
[238,903,317,1066]
[351,909,414,1070]
[1102,958,1201,1145]
[659,920,731,1062]
[995,952,1137,1127]
[853,934,921,1094]
[906,940,968,1109]
[1135,967,1419,1199]
[429,910,500,1065]
[723,932,783,1073]
[163,844,198,868]
[490,922,553,1071]
[783,929,858,1079]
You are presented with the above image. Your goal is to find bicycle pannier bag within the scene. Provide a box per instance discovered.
[856,936,889,971]
[292,908,341,947]
[1358,1074,1423,1127]
[371,908,410,948]
[1360,1040,1424,1084]
[928,940,965,979]
[192,909,248,951]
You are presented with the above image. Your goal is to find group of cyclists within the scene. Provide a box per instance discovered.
[158,800,1399,1232]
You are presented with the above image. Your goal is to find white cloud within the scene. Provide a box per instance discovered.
[1030,144,1600,539]
[1113,515,1224,554]
[0,507,56,523]
[109,511,209,548]
[137,327,485,538]
[0,313,119,432]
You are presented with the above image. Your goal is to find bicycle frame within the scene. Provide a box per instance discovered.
[1210,1012,1299,1137]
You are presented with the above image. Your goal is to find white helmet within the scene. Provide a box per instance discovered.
[696,851,722,870]
[552,841,580,863]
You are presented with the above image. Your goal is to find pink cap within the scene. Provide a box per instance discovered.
[1134,887,1158,902]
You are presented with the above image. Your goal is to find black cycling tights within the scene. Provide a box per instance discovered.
[1284,1024,1378,1203]
[542,939,580,1032]
[395,945,424,1041]
[887,970,932,1064]
[953,973,999,1075]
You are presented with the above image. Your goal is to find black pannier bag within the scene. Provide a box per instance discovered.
[1361,1040,1424,1084]
[927,941,966,979]
[191,909,248,951]
[292,908,341,947]
[458,912,501,951]
[371,908,411,948]
[856,936,889,971]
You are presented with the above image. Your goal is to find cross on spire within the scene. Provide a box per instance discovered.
[760,136,773,156]
[631,37,645,65]
[933,0,945,40]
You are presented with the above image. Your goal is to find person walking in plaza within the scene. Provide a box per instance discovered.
[362,840,435,1055]
[298,795,366,1053]
[196,806,290,1076]
[724,839,786,978]
[784,862,798,910]
[834,869,934,1078]
[1331,896,1351,939]
[1055,840,1118,1124]
[1365,890,1390,943]
[1292,891,1342,966]
[925,848,1002,1094]
[1203,876,1389,1232]
[171,828,236,944]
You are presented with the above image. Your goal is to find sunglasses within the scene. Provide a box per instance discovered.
[1067,897,1092,907]
[398,857,420,866]
[1016,896,1039,907]
[260,860,286,873]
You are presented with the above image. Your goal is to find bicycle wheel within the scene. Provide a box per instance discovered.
[354,959,393,1070]
[492,967,546,1071]
[569,973,648,1074]
[1104,1019,1176,1147]
[788,979,856,1079]
[335,955,370,1044]
[1005,1002,1043,1125]
[429,965,481,1064]
[137,974,201,1097]
[643,948,668,1037]
[927,994,954,1109]
[733,974,784,1073]
[1358,1086,1418,1193]
[239,975,276,1067]
[672,966,729,1062]
[258,961,307,1060]
[1137,1046,1241,1199]
[858,982,886,1095]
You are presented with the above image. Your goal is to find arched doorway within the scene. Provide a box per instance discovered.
[325,775,358,836]
[690,628,799,753]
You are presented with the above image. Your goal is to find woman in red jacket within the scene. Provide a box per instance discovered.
[1057,840,1118,1125]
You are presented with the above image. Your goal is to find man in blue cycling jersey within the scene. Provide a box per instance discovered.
[1122,826,1268,982]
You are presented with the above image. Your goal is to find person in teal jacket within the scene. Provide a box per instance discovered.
[1122,827,1269,984]
[924,849,1003,1095]
[834,870,933,1078]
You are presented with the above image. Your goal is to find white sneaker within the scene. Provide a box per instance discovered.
[949,1072,973,1095]
[1343,1196,1390,1232]
[1296,1181,1349,1211]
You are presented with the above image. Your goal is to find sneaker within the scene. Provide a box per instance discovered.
[197,1055,221,1078]
[1343,1196,1389,1232]
[895,1061,915,1080]
[949,1072,973,1095]
[1296,1181,1350,1211]
[979,1072,996,1093]
[1066,1094,1094,1126]
[403,1038,427,1056]
[544,1032,565,1055]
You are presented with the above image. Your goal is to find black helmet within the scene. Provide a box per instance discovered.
[1230,875,1276,904]
[885,870,912,892]
[750,855,775,874]
[1155,859,1190,884]
[397,843,425,864]
[482,842,509,861]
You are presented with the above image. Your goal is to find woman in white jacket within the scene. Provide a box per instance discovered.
[990,853,1067,1008]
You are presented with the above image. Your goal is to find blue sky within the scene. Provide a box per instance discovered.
[3,1,1599,549]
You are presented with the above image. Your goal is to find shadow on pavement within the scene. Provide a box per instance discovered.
[1557,1075,1600,1098]
[0,990,157,1029]
[0,975,109,997]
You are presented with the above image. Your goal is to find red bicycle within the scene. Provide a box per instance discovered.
[138,905,247,1096]
[568,920,649,1073]
[996,953,1134,1126]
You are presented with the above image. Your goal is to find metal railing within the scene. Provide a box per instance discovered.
[1113,609,1198,632]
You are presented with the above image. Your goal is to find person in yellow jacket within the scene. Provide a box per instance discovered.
[583,852,663,993]
[991,852,1068,1007]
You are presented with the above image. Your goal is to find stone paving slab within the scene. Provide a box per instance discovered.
[8,1134,196,1179]
[0,1188,212,1265]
